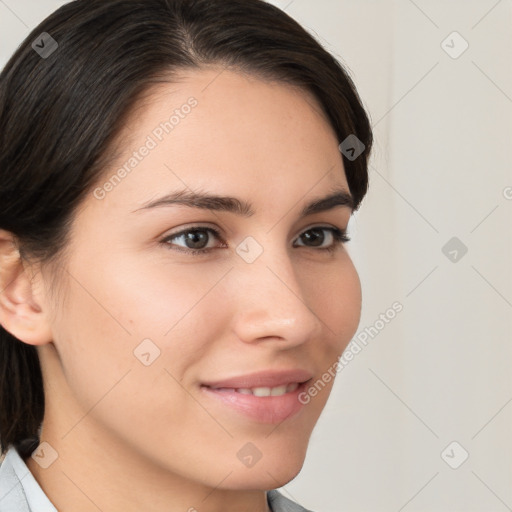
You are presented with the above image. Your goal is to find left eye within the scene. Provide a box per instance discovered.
[161,226,350,255]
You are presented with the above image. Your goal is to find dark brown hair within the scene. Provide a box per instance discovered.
[0,0,373,458]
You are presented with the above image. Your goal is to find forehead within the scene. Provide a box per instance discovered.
[86,67,349,216]
[122,67,337,148]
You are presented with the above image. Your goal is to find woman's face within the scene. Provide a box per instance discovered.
[38,67,362,490]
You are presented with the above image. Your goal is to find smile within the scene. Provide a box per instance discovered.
[205,382,300,397]
[200,373,312,424]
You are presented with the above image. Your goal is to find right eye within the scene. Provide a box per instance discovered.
[160,226,226,256]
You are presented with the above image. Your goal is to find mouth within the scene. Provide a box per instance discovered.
[199,370,313,424]
[202,382,301,397]
[200,368,313,390]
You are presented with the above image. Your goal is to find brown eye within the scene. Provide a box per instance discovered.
[162,227,224,255]
[294,227,350,252]
[161,225,349,256]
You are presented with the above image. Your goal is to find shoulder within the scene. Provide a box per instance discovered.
[0,445,31,511]
[0,445,57,512]
[267,489,315,512]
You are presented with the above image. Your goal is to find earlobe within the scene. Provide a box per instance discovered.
[0,230,53,346]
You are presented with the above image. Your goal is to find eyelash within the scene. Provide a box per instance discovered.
[160,225,351,256]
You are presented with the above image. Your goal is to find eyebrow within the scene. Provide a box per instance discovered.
[131,187,354,217]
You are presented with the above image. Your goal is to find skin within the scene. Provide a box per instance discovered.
[0,67,362,512]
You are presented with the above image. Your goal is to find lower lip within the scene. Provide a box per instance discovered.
[200,382,309,424]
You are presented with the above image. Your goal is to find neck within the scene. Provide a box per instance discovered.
[25,429,272,512]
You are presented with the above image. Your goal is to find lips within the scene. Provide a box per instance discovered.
[201,368,313,390]
[200,369,313,423]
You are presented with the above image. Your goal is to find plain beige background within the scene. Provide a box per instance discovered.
[1,1,511,510]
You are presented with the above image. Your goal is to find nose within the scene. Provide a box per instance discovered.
[228,241,323,348]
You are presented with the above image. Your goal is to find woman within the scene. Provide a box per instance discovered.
[0,0,373,510]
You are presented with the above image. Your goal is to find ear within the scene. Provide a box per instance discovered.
[0,230,53,346]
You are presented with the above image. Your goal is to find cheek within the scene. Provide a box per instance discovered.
[49,259,225,450]
[108,259,232,353]
[55,248,360,382]
[309,253,362,351]
[54,256,232,382]
[48,260,180,392]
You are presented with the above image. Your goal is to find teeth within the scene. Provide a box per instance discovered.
[270,385,288,396]
[286,382,299,392]
[208,382,301,396]
[229,383,300,397]
[252,387,272,397]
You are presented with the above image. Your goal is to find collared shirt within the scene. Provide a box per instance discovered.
[0,445,312,512]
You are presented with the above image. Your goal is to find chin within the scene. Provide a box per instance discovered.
[222,447,307,490]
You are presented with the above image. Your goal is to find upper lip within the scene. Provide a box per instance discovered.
[201,369,313,389]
